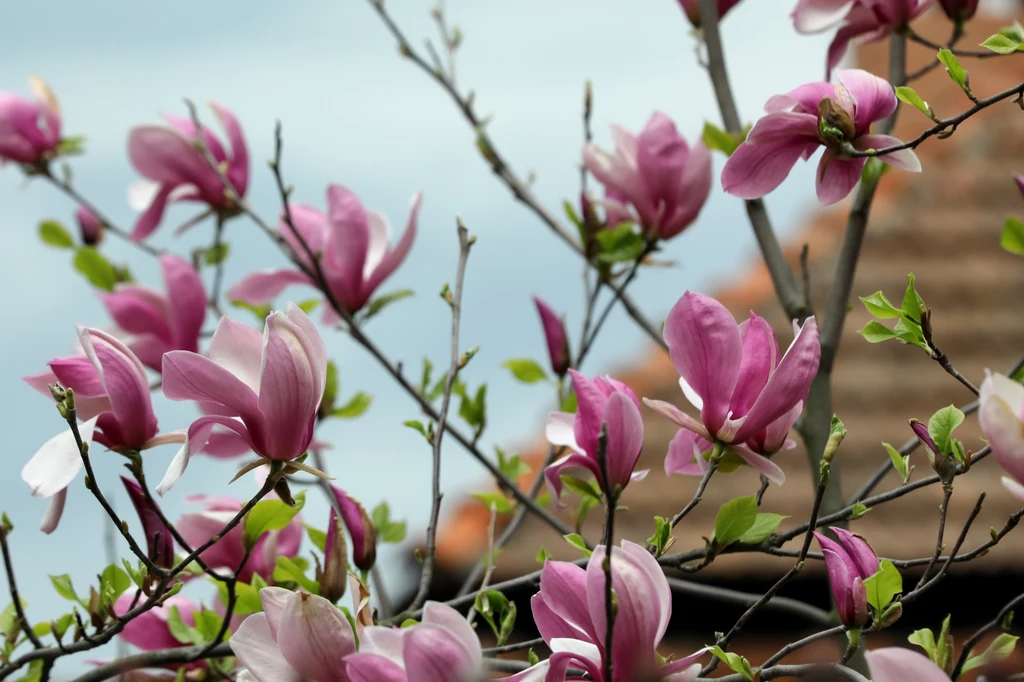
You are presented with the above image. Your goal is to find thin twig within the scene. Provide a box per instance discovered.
[915,484,954,589]
[466,502,498,626]
[906,29,1009,58]
[921,312,980,395]
[0,521,43,648]
[951,590,1024,680]
[696,662,869,682]
[669,445,723,529]
[761,625,846,668]
[901,492,985,606]
[595,424,614,682]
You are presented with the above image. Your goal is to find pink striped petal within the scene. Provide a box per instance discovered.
[78,327,157,448]
[39,488,68,534]
[402,624,475,682]
[544,452,602,507]
[208,101,249,197]
[280,203,330,264]
[99,287,172,342]
[276,592,355,682]
[854,135,921,172]
[538,560,597,643]
[324,184,371,308]
[422,602,482,669]
[207,316,264,394]
[837,69,897,134]
[723,135,819,200]
[162,348,259,419]
[131,183,176,242]
[603,391,645,490]
[228,269,313,306]
[665,429,710,477]
[345,653,407,682]
[642,398,711,440]
[161,254,207,352]
[365,192,422,296]
[733,447,786,485]
[230,614,303,682]
[156,415,253,495]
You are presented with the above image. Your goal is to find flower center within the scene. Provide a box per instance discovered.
[816,97,856,148]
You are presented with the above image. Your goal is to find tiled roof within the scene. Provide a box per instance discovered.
[433,12,1024,587]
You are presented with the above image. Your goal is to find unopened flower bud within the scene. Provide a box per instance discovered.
[48,384,66,403]
[329,486,377,573]
[121,477,174,569]
[879,601,903,627]
[910,419,957,484]
[75,206,103,246]
[938,0,978,21]
[817,97,856,147]
[318,513,348,604]
[815,527,879,628]
[532,296,570,377]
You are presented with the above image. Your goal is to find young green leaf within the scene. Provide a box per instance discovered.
[901,273,926,322]
[536,547,552,564]
[908,627,937,659]
[980,33,1024,54]
[895,87,936,120]
[701,122,745,156]
[561,475,603,502]
[471,492,515,514]
[882,442,911,483]
[273,556,320,594]
[936,49,969,94]
[330,392,372,419]
[714,496,758,546]
[99,564,131,607]
[502,359,548,384]
[563,533,592,557]
[363,289,415,321]
[371,502,407,544]
[737,513,788,545]
[594,223,645,264]
[38,220,74,249]
[709,646,754,681]
[203,242,230,265]
[859,320,900,343]
[73,247,118,291]
[647,516,673,556]
[243,491,306,548]
[864,559,903,611]
[860,291,903,319]
[1001,217,1024,256]
[48,575,81,604]
[928,405,965,455]
[305,524,328,553]
[962,633,1019,672]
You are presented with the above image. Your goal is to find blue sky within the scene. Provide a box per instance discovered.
[0,0,851,673]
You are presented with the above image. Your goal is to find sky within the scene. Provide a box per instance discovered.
[0,0,857,674]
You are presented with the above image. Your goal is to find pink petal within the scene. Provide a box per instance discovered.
[759,401,803,454]
[745,111,819,144]
[663,292,743,434]
[1002,476,1024,501]
[815,151,866,205]
[78,327,157,448]
[636,113,688,214]
[544,452,602,508]
[866,648,952,682]
[131,183,176,241]
[422,602,482,669]
[826,15,879,76]
[48,355,106,398]
[230,614,304,682]
[156,415,253,495]
[259,587,294,640]
[39,488,68,534]
[533,295,570,375]
[531,593,583,643]
[665,429,710,477]
[773,82,837,115]
[582,143,649,217]
[364,192,423,296]
[100,287,172,343]
[729,313,778,418]
[402,624,475,682]
[161,348,260,419]
[661,140,713,239]
[620,540,671,643]
[285,303,328,402]
[854,135,921,172]
[161,254,207,353]
[831,527,880,579]
[276,592,355,682]
[127,124,212,186]
[642,398,711,440]
[568,370,607,458]
[345,653,407,682]
[207,316,264,394]
[280,203,330,264]
[208,101,249,197]
[980,372,1024,485]
[602,391,645,490]
[722,134,819,200]
[538,560,598,643]
[115,594,197,652]
[837,69,897,134]
[324,184,371,310]
[228,269,314,306]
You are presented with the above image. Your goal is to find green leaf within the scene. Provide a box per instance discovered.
[860,291,903,319]
[980,33,1024,54]
[471,492,515,514]
[895,86,935,120]
[217,581,263,617]
[73,246,117,291]
[167,605,199,645]
[901,273,926,322]
[737,513,787,545]
[99,565,131,607]
[563,533,592,557]
[883,442,911,483]
[928,405,965,455]
[563,199,583,228]
[330,392,372,419]
[647,516,673,556]
[473,590,516,646]
[496,447,531,481]
[714,496,758,546]
[502,358,548,384]
[203,242,229,265]
[296,298,320,314]
[273,556,320,594]
[1001,217,1024,256]
[419,358,434,395]
[560,390,578,414]
[231,299,272,323]
[594,223,645,264]
[192,609,224,642]
[536,547,552,564]
[49,575,80,604]
[963,632,1019,672]
[701,121,745,156]
[322,360,339,412]
[709,646,754,681]
[371,502,407,544]
[864,559,903,611]
[574,493,600,533]
[936,614,954,674]
[561,475,603,502]
[859,320,899,343]
[244,491,306,548]
[0,602,19,637]
[38,220,74,249]
[936,49,969,94]
[850,502,870,519]
[403,420,428,438]
[458,384,487,431]
[56,136,87,157]
[908,628,937,659]
[363,289,415,321]
[305,524,328,553]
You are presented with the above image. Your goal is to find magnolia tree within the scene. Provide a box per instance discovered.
[2,0,1024,681]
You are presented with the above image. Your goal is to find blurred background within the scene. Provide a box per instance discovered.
[0,0,1020,677]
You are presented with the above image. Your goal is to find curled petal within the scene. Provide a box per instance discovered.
[837,69,897,134]
[228,269,314,306]
[665,429,710,477]
[733,447,786,485]
[156,416,253,495]
[544,453,602,508]
[22,416,98,500]
[854,135,921,172]
[866,647,952,682]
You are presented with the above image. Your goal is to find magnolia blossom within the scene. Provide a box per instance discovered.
[176,493,302,583]
[545,370,647,505]
[526,541,706,681]
[791,0,934,73]
[677,0,743,26]
[23,328,183,533]
[644,292,819,485]
[978,371,1024,501]
[127,101,248,241]
[583,113,711,240]
[814,527,878,627]
[122,476,175,569]
[0,76,61,164]
[114,593,199,652]
[866,647,951,682]
[346,601,544,682]
[533,296,570,377]
[229,185,422,318]
[231,588,356,682]
[723,69,920,205]
[76,206,103,245]
[158,304,327,494]
[100,254,206,372]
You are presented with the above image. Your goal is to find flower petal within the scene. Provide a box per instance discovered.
[733,447,786,485]
[324,184,371,310]
[722,134,819,201]
[161,254,207,352]
[78,327,157,448]
[602,391,645,490]
[22,416,97,500]
[545,411,580,451]
[365,192,422,295]
[39,488,68,535]
[866,647,952,682]
[837,69,897,134]
[854,135,921,172]
[665,429,710,477]
[208,101,249,196]
[422,601,482,669]
[345,653,407,682]
[544,452,602,508]
[156,416,253,495]
[538,560,598,643]
[207,316,265,395]
[642,398,711,440]
[228,269,314,307]
[162,346,259,419]
[402,624,475,682]
[791,0,856,32]
[277,592,356,682]
[230,614,304,682]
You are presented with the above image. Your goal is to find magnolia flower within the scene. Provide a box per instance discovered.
[229,185,422,319]
[814,527,878,627]
[866,647,951,682]
[176,493,301,583]
[127,101,248,241]
[0,76,61,164]
[723,69,920,205]
[100,254,206,372]
[122,476,175,569]
[678,0,743,26]
[22,328,183,533]
[526,541,707,681]
[76,206,103,245]
[644,292,820,485]
[533,296,570,377]
[158,304,327,494]
[938,0,978,20]
[583,112,711,240]
[231,588,357,682]
[545,370,648,505]
[979,371,1024,501]
[328,486,377,573]
[114,593,199,652]
[346,601,544,682]
[791,0,934,73]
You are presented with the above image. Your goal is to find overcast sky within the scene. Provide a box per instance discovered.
[0,0,906,674]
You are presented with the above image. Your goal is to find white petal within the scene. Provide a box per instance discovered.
[128,179,161,211]
[21,416,98,499]
[679,376,704,410]
[545,412,580,451]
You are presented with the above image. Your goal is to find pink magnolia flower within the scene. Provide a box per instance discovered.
[644,292,821,485]
[979,371,1024,501]
[0,76,61,164]
[526,541,707,681]
[176,494,301,583]
[866,647,951,682]
[100,254,207,372]
[229,185,422,319]
[127,101,248,241]
[114,593,199,652]
[791,0,934,74]
[814,527,878,627]
[122,476,175,569]
[678,0,743,26]
[76,206,103,246]
[583,113,711,240]
[722,69,921,205]
[22,328,183,533]
[533,296,570,377]
[158,303,327,494]
[545,370,648,506]
[231,587,356,682]
[346,601,544,682]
